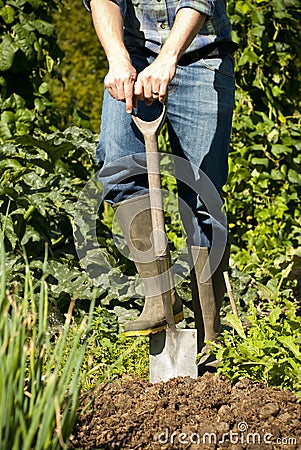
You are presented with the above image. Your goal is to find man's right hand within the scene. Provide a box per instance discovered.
[105,59,137,114]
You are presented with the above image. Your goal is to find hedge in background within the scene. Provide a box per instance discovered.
[224,0,301,303]
[0,0,63,140]
[49,0,107,132]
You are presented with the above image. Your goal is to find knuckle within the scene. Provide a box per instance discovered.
[104,78,112,89]
[134,83,142,94]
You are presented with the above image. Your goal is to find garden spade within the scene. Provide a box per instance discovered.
[132,102,198,384]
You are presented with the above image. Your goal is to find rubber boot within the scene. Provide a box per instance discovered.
[190,246,230,370]
[113,194,184,336]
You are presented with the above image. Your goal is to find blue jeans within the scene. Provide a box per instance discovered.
[96,48,235,247]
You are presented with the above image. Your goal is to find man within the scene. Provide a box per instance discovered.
[83,0,236,367]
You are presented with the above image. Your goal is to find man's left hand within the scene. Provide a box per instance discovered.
[134,56,177,106]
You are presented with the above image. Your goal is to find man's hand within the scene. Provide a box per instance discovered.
[106,54,175,111]
[90,0,137,113]
[105,58,137,114]
[134,55,177,106]
[90,1,206,112]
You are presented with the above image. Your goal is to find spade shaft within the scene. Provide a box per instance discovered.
[132,102,198,383]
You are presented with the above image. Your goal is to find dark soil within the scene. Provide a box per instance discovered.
[69,373,301,450]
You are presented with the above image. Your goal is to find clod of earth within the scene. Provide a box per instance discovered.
[69,372,301,449]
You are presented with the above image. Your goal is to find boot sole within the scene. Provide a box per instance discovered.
[124,311,184,337]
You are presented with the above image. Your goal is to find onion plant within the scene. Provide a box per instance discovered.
[0,237,94,450]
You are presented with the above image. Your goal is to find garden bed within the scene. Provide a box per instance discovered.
[69,372,301,449]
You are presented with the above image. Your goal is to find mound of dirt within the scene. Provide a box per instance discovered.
[69,373,301,449]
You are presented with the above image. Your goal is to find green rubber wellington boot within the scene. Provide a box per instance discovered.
[113,194,183,337]
[190,246,230,369]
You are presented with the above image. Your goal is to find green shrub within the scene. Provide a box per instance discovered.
[0,126,101,311]
[224,0,301,308]
[49,0,107,131]
[0,0,63,138]
[213,298,301,398]
[74,306,149,389]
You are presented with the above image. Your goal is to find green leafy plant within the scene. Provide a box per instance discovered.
[213,298,301,398]
[224,0,301,306]
[71,306,149,389]
[0,0,63,139]
[0,126,102,313]
[0,237,95,449]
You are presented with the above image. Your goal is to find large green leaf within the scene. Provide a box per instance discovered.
[0,4,15,24]
[0,35,18,71]
[30,19,55,36]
